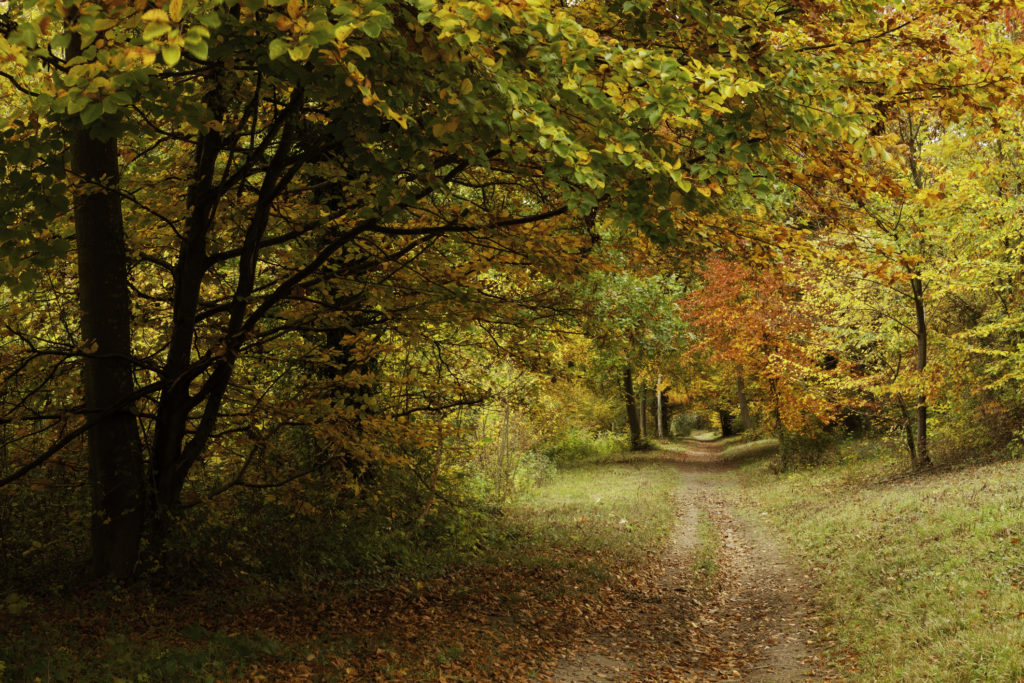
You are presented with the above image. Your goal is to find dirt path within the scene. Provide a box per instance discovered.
[546,439,835,681]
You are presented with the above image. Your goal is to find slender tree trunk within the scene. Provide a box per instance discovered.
[71,128,145,579]
[623,366,642,450]
[902,115,931,470]
[639,384,647,440]
[736,374,752,432]
[911,276,931,467]
[656,375,664,439]
[148,164,217,541]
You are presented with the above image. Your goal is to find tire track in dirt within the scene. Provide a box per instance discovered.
[546,439,836,682]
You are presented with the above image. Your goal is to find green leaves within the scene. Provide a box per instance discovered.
[161,44,182,67]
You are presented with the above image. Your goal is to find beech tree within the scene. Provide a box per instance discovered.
[0,0,843,577]
[2,0,1016,577]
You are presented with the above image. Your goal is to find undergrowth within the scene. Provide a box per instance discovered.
[1,451,680,681]
[537,428,630,466]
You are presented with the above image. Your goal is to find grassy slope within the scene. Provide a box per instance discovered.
[734,440,1024,681]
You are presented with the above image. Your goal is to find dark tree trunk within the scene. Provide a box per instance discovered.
[902,114,931,470]
[71,128,145,579]
[148,122,224,544]
[639,383,647,440]
[718,409,735,437]
[655,376,664,439]
[911,275,931,468]
[623,366,643,450]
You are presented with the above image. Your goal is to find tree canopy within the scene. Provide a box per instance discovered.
[1,0,1023,581]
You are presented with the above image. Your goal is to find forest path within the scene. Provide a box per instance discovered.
[546,438,835,682]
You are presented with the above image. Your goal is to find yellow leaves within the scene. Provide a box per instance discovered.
[604,141,635,154]
[431,117,459,137]
[915,188,947,208]
[125,46,157,66]
[580,28,600,47]
[141,8,170,23]
[386,107,409,129]
[695,181,722,198]
[470,2,492,20]
[168,0,184,23]
[523,112,544,127]
[460,77,473,95]
[335,24,355,43]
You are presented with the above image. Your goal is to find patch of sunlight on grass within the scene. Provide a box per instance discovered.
[507,461,683,565]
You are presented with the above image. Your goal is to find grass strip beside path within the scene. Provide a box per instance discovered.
[733,440,1024,681]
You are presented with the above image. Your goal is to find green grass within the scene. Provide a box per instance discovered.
[507,458,683,566]
[735,437,1024,681]
[721,438,779,461]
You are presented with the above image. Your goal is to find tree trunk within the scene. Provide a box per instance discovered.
[639,384,647,440]
[656,375,664,439]
[902,115,931,470]
[911,275,931,467]
[718,409,735,437]
[623,366,642,450]
[71,128,145,579]
[148,145,219,542]
[736,374,752,432]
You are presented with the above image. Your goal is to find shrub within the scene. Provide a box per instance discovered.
[537,428,629,466]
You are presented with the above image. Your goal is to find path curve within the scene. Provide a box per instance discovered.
[547,438,835,682]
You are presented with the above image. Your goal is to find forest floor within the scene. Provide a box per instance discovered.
[9,436,1024,680]
[544,437,836,682]
[2,439,843,682]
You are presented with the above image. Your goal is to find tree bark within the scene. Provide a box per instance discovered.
[623,366,642,450]
[639,383,647,440]
[655,375,664,439]
[911,275,931,467]
[718,409,735,437]
[148,122,223,543]
[902,114,931,469]
[71,128,145,579]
